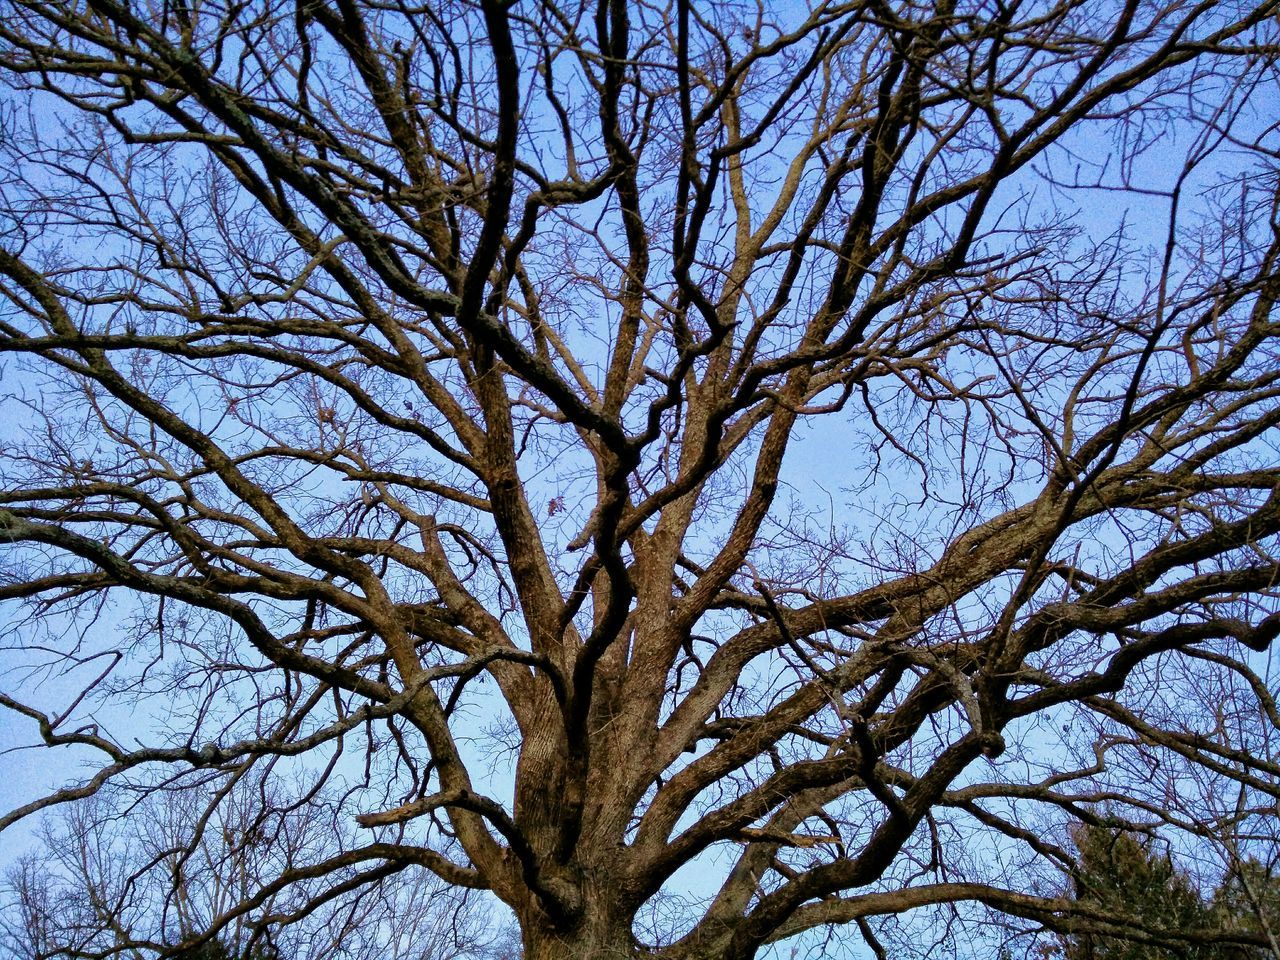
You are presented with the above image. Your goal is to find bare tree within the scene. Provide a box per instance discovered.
[0,0,1278,957]
[0,779,509,960]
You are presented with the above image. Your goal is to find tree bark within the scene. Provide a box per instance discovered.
[521,911,639,960]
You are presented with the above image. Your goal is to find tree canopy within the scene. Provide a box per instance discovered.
[1,0,1279,957]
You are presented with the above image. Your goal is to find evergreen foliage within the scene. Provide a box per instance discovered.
[1063,827,1280,960]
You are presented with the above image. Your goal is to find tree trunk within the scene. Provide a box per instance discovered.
[519,901,640,960]
[522,911,640,960]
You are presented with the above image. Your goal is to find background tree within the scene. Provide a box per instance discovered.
[0,779,508,960]
[1212,857,1280,960]
[0,0,1279,958]
[1063,825,1213,960]
[1059,824,1280,960]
